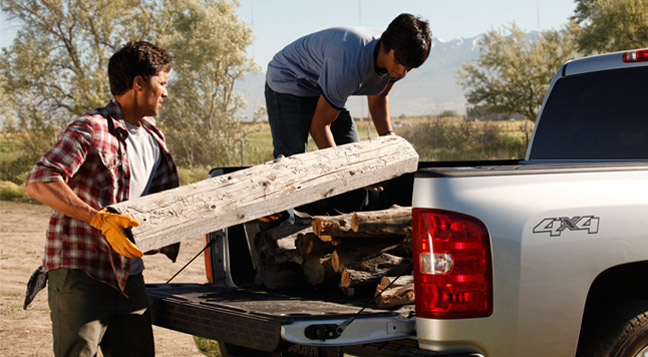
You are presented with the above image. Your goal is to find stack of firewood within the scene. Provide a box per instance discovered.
[254,205,415,308]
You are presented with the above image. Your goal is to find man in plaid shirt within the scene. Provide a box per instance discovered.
[25,41,178,356]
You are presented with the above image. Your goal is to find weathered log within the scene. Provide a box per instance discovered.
[374,275,415,308]
[338,253,412,289]
[329,239,402,273]
[312,206,411,241]
[295,232,335,257]
[255,264,305,290]
[256,225,311,266]
[351,206,412,236]
[376,275,415,289]
[109,135,418,252]
[302,254,337,286]
[312,213,355,241]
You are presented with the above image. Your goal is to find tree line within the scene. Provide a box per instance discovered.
[0,0,646,177]
[459,0,647,121]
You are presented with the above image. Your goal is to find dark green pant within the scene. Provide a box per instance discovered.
[47,268,154,357]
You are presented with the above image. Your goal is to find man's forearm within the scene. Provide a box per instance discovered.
[310,95,341,149]
[368,95,393,136]
[25,180,97,222]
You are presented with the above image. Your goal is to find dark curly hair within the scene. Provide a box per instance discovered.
[108,41,172,96]
[380,14,432,69]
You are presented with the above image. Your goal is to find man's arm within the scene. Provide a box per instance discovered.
[310,94,341,149]
[367,82,395,136]
[26,180,143,258]
[26,180,97,222]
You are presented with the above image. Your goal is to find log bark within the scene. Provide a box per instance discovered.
[374,275,415,308]
[109,135,418,252]
[255,264,305,290]
[256,225,311,266]
[295,232,335,257]
[350,206,412,236]
[338,253,412,289]
[312,213,355,241]
[302,254,337,286]
[312,206,411,240]
[329,239,402,273]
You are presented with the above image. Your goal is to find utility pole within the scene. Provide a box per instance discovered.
[358,0,371,139]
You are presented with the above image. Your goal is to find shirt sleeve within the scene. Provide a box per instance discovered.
[26,117,93,184]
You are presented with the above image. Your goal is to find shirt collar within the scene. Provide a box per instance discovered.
[106,98,155,134]
[373,40,388,76]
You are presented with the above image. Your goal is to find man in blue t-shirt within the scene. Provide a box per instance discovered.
[265,13,432,158]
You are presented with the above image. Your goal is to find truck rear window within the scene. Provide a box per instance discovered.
[529,66,647,160]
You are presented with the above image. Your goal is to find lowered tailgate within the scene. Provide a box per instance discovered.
[147,283,415,352]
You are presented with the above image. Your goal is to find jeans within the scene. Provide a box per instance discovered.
[264,83,359,158]
[264,83,367,214]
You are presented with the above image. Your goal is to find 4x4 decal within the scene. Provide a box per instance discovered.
[533,216,600,237]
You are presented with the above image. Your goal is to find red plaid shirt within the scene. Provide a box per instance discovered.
[26,99,178,292]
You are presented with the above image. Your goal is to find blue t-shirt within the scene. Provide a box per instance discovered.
[266,26,397,110]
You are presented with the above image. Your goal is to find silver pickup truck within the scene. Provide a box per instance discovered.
[146,48,648,357]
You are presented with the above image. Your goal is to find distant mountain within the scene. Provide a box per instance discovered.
[234,35,484,121]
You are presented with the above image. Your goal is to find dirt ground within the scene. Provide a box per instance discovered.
[0,201,210,356]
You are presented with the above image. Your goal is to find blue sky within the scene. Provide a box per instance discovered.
[235,0,577,68]
[0,0,577,68]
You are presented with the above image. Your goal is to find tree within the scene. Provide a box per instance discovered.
[458,23,578,122]
[157,0,257,167]
[572,0,648,54]
[0,0,256,168]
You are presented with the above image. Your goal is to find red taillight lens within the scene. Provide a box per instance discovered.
[412,208,493,319]
[204,234,213,283]
[623,49,648,62]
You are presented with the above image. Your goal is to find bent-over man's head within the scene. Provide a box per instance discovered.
[108,41,172,96]
[381,13,432,69]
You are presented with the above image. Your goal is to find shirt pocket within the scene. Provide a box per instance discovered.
[94,149,122,192]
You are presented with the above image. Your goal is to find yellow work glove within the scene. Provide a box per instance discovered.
[90,208,143,258]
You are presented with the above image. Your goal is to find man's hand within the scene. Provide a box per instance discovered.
[90,208,143,258]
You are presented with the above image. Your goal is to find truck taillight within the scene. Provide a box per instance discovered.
[204,234,214,283]
[412,208,493,319]
[622,49,648,62]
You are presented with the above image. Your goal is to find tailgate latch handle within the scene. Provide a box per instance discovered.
[304,324,342,341]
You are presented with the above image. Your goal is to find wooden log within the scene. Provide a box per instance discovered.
[257,225,311,266]
[312,213,355,241]
[295,232,335,257]
[312,206,411,241]
[338,253,412,289]
[374,275,415,308]
[351,206,412,236]
[302,254,337,286]
[375,275,415,290]
[329,239,402,273]
[255,264,305,290]
[109,135,419,252]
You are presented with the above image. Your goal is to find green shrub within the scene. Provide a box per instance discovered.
[193,337,221,357]
[0,180,34,202]
[177,166,211,186]
[398,119,527,161]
